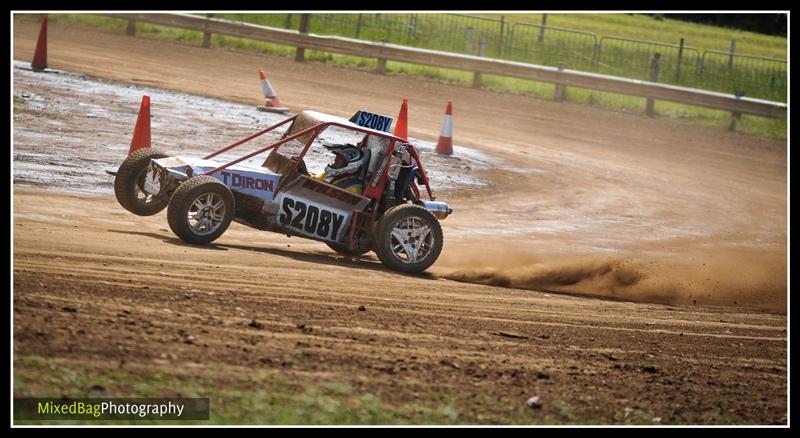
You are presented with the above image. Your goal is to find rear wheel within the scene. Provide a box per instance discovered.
[374,204,443,274]
[167,175,234,245]
[114,148,168,216]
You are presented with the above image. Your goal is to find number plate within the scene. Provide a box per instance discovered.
[277,194,351,242]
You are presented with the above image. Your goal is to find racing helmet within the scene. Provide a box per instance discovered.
[323,144,364,181]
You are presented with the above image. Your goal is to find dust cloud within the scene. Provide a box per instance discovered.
[439,247,786,313]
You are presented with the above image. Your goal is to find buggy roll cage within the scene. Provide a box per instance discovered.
[198,113,436,202]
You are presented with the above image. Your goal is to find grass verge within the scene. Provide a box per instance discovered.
[14,355,537,425]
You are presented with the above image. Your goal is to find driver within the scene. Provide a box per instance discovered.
[315,144,365,194]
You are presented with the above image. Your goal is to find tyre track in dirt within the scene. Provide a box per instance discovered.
[14,261,785,375]
[14,248,785,341]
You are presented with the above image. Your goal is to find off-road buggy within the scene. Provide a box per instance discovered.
[114,109,452,274]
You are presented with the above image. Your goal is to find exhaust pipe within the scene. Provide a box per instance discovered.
[422,201,453,220]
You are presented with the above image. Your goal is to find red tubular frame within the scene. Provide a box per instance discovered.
[201,124,320,176]
[202,115,297,160]
[199,117,437,203]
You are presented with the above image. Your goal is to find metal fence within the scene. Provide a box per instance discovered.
[214,13,786,102]
[506,23,598,71]
[595,37,701,82]
[698,51,787,102]
[311,13,417,42]
[307,13,509,58]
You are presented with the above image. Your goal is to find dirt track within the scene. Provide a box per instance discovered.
[12,17,788,424]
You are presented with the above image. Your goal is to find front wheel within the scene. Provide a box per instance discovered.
[167,175,234,245]
[374,204,443,274]
[114,148,168,216]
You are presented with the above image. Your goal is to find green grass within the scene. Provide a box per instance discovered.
[13,355,528,425]
[16,355,733,425]
[214,12,786,59]
[496,13,786,59]
[29,13,788,139]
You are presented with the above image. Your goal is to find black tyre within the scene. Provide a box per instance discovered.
[374,204,443,274]
[325,242,371,257]
[167,175,234,245]
[114,148,169,216]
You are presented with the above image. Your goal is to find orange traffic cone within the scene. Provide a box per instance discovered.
[31,15,48,71]
[394,98,408,140]
[434,101,453,155]
[256,68,289,113]
[128,96,151,156]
